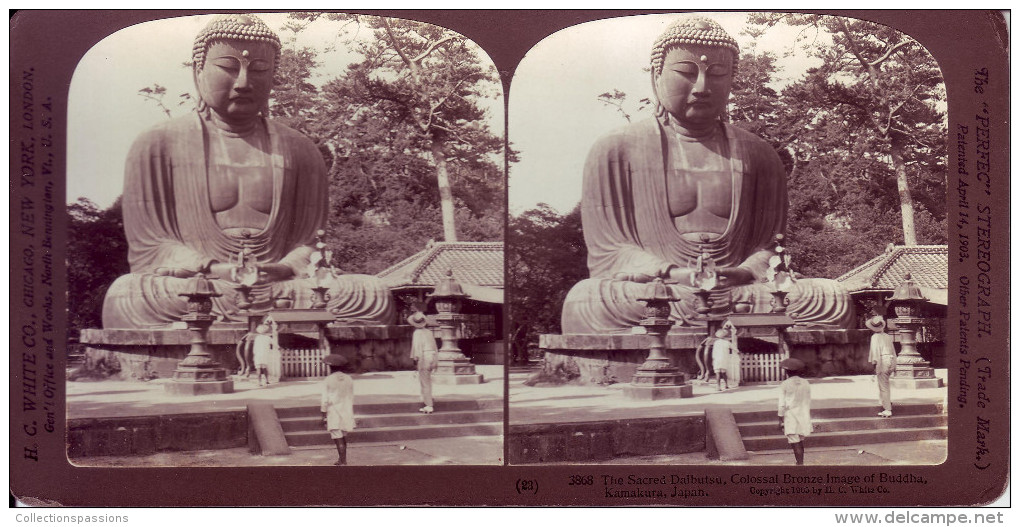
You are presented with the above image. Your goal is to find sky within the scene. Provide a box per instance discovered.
[68,12,909,215]
[65,12,504,209]
[506,12,825,216]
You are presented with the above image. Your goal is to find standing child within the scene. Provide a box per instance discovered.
[712,328,735,391]
[252,324,273,386]
[321,354,356,466]
[778,357,812,465]
[234,328,256,378]
[408,311,438,414]
[867,315,896,417]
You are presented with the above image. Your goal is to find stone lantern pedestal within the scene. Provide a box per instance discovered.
[166,274,234,395]
[429,270,483,385]
[888,274,943,390]
[624,279,692,400]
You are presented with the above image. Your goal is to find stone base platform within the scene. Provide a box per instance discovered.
[509,415,706,464]
[539,328,876,385]
[80,325,414,381]
[165,379,234,395]
[433,374,484,385]
[891,377,945,389]
[623,384,693,400]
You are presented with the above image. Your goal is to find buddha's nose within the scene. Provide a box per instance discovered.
[234,67,252,91]
[692,71,709,95]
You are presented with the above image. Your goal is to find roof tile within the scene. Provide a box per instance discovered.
[377,242,503,288]
[837,245,948,293]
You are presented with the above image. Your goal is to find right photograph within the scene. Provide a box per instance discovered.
[507,12,949,465]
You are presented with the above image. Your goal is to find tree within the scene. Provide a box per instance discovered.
[132,14,505,275]
[596,89,651,123]
[747,13,947,246]
[67,198,129,336]
[294,13,506,246]
[507,204,587,363]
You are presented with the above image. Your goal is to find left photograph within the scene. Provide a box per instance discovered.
[66,12,505,466]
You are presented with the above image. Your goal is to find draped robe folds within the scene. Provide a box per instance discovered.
[102,113,395,328]
[561,117,854,334]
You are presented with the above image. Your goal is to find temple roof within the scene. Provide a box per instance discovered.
[837,245,948,304]
[377,241,504,292]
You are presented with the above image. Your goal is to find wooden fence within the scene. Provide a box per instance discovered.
[278,348,330,380]
[739,351,788,384]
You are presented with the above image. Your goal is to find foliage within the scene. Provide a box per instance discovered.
[134,14,506,275]
[70,15,506,329]
[597,89,651,123]
[282,13,506,272]
[725,15,948,278]
[138,83,193,118]
[745,14,947,249]
[507,204,586,363]
[67,198,129,336]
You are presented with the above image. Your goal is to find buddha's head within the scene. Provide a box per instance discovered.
[650,16,738,131]
[192,14,281,126]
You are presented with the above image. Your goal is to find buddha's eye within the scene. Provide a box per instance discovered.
[707,64,731,76]
[672,62,698,75]
[249,60,272,74]
[211,58,241,72]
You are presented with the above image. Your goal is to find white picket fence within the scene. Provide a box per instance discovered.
[276,348,330,380]
[739,351,788,384]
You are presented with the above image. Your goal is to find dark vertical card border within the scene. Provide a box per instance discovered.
[9,9,1009,506]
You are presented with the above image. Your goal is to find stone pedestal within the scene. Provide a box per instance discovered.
[625,279,692,399]
[165,275,234,395]
[623,383,693,400]
[434,351,483,384]
[624,356,693,399]
[891,313,942,390]
[429,270,483,385]
[166,377,234,395]
[165,349,235,395]
[891,363,944,389]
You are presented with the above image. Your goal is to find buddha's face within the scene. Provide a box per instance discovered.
[196,40,275,124]
[654,44,733,129]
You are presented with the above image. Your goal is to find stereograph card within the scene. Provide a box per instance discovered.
[8,10,1009,508]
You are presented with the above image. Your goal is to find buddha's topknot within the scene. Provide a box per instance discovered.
[192,14,282,71]
[650,16,739,75]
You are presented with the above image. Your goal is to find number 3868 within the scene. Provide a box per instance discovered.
[568,475,593,485]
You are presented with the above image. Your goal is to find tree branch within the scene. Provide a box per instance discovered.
[412,36,455,63]
[888,83,924,119]
[868,40,913,68]
[382,18,422,83]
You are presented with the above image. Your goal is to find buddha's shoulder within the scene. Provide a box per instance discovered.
[131,115,197,143]
[724,123,772,148]
[267,119,322,153]
[588,119,660,153]
[265,119,312,140]
[132,116,314,143]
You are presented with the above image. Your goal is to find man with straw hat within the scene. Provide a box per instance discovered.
[866,315,896,417]
[778,357,811,465]
[408,310,438,414]
[321,354,356,465]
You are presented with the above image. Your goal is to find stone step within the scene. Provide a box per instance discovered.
[508,361,542,375]
[276,398,501,418]
[738,414,947,436]
[285,422,504,446]
[732,403,944,423]
[279,409,504,432]
[742,426,947,452]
